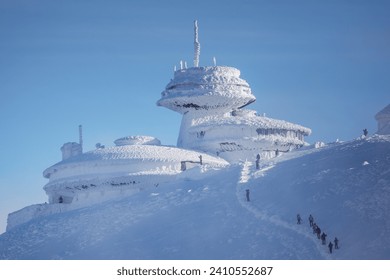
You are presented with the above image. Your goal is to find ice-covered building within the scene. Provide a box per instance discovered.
[375,104,390,135]
[157,21,311,162]
[6,20,310,231]
[43,134,228,205]
[7,133,228,230]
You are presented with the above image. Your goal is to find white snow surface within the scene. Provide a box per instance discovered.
[1,135,389,259]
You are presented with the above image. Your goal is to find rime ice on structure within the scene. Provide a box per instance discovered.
[42,135,227,206]
[157,21,311,162]
[7,21,312,230]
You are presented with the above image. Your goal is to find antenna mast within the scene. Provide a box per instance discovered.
[193,20,200,67]
[79,125,83,153]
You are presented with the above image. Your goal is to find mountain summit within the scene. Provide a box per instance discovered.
[1,135,389,259]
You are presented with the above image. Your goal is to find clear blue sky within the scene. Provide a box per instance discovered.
[0,0,389,233]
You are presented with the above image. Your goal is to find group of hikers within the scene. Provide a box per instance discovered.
[297,214,339,254]
[244,190,340,255]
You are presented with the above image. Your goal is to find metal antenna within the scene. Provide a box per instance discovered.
[79,125,83,153]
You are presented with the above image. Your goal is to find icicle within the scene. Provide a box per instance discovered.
[174,65,177,72]
[180,60,183,70]
[184,61,187,69]
[213,56,217,66]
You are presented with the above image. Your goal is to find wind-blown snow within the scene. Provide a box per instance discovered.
[1,135,389,259]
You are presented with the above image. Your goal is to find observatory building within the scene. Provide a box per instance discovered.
[157,20,311,162]
[7,21,311,231]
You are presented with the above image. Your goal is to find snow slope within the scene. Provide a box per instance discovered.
[0,136,389,259]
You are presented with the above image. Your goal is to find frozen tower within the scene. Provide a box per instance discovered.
[157,21,310,162]
[157,21,257,150]
[157,21,255,114]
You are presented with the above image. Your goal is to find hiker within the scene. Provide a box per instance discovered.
[334,237,339,249]
[328,242,333,254]
[312,223,318,234]
[363,128,368,137]
[321,232,327,245]
[256,154,260,170]
[316,226,321,239]
[58,196,63,203]
[199,155,203,165]
[246,189,250,202]
[308,214,314,227]
[297,214,302,224]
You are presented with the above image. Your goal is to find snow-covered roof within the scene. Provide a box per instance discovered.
[189,109,312,135]
[114,136,161,146]
[157,66,256,113]
[43,144,228,179]
[375,104,390,119]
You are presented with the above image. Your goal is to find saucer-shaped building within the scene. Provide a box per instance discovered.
[157,64,311,161]
[43,135,228,205]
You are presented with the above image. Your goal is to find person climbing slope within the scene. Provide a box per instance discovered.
[297,214,302,224]
[328,242,333,254]
[308,214,314,227]
[245,189,250,202]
